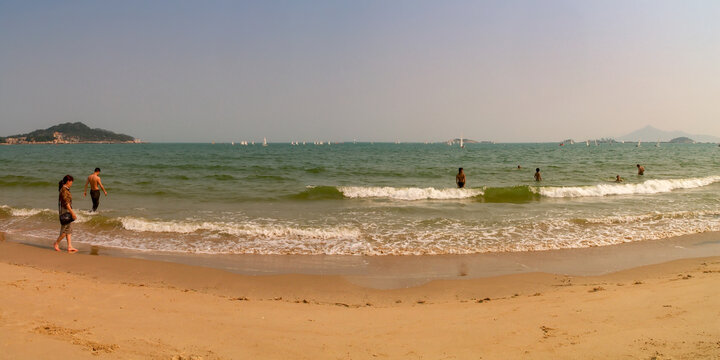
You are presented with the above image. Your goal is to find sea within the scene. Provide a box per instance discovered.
[1,142,719,256]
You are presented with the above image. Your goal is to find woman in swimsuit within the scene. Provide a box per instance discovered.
[456,168,466,188]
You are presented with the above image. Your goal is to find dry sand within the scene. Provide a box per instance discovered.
[1,240,719,359]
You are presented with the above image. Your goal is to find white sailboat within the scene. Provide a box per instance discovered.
[636,140,641,147]
[460,137,464,149]
[655,139,660,147]
[586,140,590,147]
[262,137,268,147]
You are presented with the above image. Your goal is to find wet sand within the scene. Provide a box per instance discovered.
[1,235,720,359]
[7,230,720,289]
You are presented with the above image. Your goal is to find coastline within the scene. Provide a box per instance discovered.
[1,235,719,358]
[6,230,720,289]
[0,141,142,145]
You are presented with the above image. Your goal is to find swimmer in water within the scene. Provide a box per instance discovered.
[637,164,645,175]
[456,168,466,188]
[534,168,542,181]
[615,175,623,182]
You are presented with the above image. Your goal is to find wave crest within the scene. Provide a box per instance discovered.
[338,186,483,200]
[119,217,361,240]
[289,186,344,200]
[539,176,720,198]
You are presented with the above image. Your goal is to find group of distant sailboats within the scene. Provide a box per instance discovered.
[634,139,660,147]
[218,138,343,146]
[565,138,663,147]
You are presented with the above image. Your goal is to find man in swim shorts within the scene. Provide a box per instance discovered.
[637,164,645,175]
[456,168,466,188]
[83,168,107,212]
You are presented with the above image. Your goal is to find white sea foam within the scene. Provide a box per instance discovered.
[4,208,720,255]
[10,207,49,216]
[338,186,483,200]
[119,217,361,240]
[79,210,720,255]
[539,176,720,198]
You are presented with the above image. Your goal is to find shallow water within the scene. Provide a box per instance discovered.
[1,142,719,255]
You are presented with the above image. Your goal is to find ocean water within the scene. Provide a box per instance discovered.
[1,142,719,255]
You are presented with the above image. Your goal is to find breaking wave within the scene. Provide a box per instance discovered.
[288,186,344,200]
[338,186,484,200]
[290,176,720,202]
[3,203,720,255]
[539,176,720,198]
[118,216,360,240]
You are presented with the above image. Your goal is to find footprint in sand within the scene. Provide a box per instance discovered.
[33,324,117,354]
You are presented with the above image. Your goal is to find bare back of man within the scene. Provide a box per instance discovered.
[87,173,101,190]
[84,168,107,212]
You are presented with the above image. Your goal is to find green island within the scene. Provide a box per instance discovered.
[0,122,139,144]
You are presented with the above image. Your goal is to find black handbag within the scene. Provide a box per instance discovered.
[59,212,74,225]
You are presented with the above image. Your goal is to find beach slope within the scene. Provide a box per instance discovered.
[1,241,719,359]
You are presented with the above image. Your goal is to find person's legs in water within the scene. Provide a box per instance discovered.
[54,225,77,253]
[90,189,101,211]
[54,233,64,251]
[66,233,77,253]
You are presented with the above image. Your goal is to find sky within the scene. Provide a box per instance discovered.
[1,0,719,142]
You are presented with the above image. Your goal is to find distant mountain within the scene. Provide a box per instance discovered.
[618,125,720,143]
[1,122,137,144]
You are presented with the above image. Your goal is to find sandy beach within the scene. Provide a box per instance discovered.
[1,236,719,359]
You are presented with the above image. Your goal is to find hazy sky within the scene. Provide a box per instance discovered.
[1,0,719,142]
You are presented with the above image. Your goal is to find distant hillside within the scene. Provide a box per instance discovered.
[1,122,136,144]
[618,125,720,143]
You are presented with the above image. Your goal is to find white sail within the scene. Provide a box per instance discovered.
[262,137,268,146]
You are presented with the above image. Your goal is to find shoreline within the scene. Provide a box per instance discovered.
[1,238,719,358]
[6,230,720,289]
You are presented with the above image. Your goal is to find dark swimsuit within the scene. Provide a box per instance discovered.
[457,182,465,188]
[90,189,101,211]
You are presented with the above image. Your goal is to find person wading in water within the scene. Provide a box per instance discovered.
[456,168,466,188]
[83,167,107,212]
[55,175,78,253]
